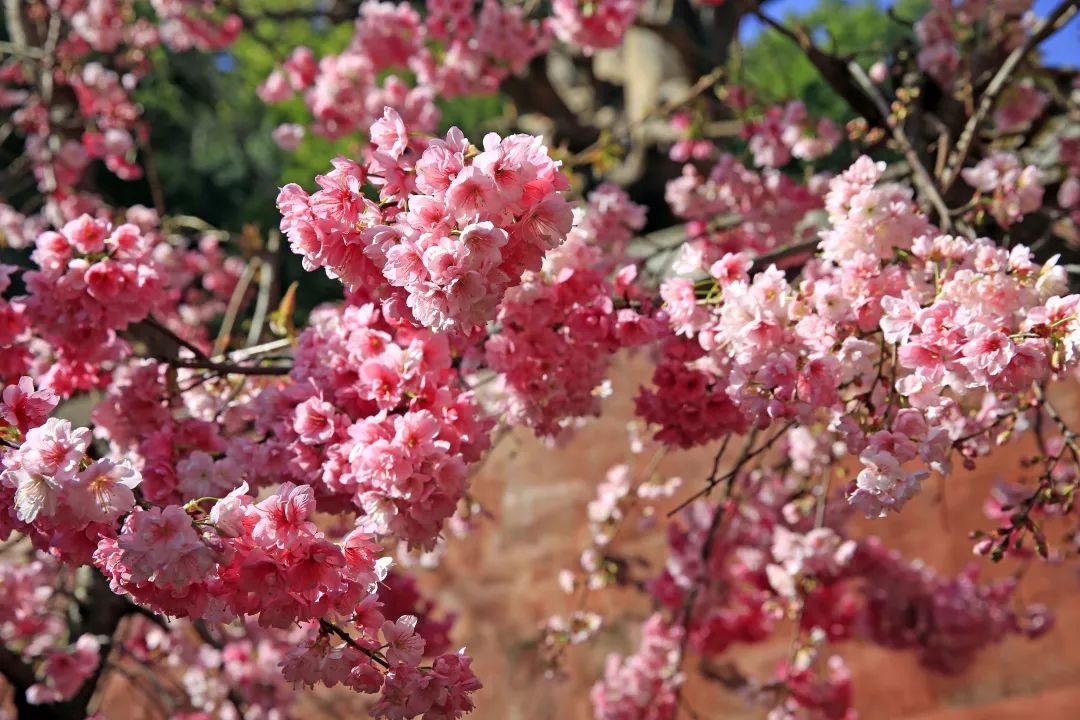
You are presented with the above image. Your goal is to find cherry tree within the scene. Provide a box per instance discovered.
[0,0,1079,718]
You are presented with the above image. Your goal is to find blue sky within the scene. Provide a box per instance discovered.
[741,0,1079,67]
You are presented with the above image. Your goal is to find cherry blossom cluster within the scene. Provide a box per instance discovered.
[665,154,824,263]
[1,202,238,398]
[277,108,574,332]
[0,207,178,391]
[89,359,260,507]
[94,482,381,622]
[0,544,471,717]
[91,303,491,554]
[667,111,716,163]
[775,653,857,720]
[282,629,481,720]
[961,151,1044,228]
[0,264,34,388]
[1059,136,1080,223]
[0,550,103,706]
[590,613,684,720]
[1,0,239,197]
[653,155,1072,517]
[484,185,657,436]
[551,0,645,55]
[0,368,483,714]
[743,101,842,170]
[20,215,165,387]
[554,457,682,601]
[915,0,1031,88]
[3,0,1080,717]
[100,479,479,713]
[635,335,750,449]
[150,226,250,346]
[27,634,102,705]
[853,538,1051,674]
[993,79,1050,132]
[0,375,146,563]
[62,0,241,53]
[112,567,458,718]
[126,616,305,718]
[260,0,550,142]
[589,465,1047,719]
[262,301,493,548]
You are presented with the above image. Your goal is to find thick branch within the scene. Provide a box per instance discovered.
[3,0,28,49]
[0,643,36,694]
[752,10,886,127]
[502,57,602,152]
[136,316,211,362]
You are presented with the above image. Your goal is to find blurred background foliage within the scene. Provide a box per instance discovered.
[734,0,929,120]
[119,0,931,238]
[107,0,930,233]
[105,0,509,233]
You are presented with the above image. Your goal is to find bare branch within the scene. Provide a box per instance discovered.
[139,316,212,363]
[0,40,45,59]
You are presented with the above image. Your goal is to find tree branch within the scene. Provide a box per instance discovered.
[0,643,36,694]
[153,356,292,376]
[318,619,391,669]
[847,61,953,231]
[752,9,886,127]
[940,0,1080,192]
[502,57,602,152]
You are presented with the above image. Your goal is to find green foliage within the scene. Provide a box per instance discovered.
[118,0,508,236]
[438,95,508,139]
[734,0,930,122]
[113,1,509,314]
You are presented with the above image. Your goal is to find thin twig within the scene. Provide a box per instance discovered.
[786,472,833,668]
[752,9,886,126]
[847,60,953,231]
[142,316,211,362]
[671,490,731,716]
[318,619,391,669]
[247,230,279,347]
[154,356,291,376]
[219,337,292,363]
[940,0,1080,192]
[139,126,167,218]
[213,259,258,358]
[669,423,794,516]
